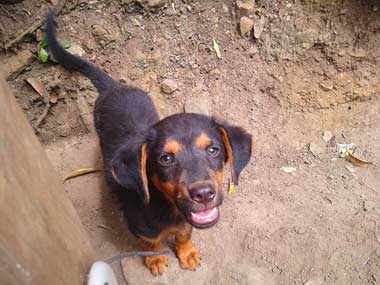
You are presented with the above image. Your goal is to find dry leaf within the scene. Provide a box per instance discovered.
[347,153,372,167]
[64,167,102,182]
[25,78,48,98]
[212,39,222,59]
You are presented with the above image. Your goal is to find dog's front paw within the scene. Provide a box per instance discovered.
[176,240,201,270]
[145,255,168,275]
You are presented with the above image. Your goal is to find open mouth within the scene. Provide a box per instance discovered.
[188,207,219,228]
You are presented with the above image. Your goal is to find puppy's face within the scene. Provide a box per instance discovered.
[112,113,252,229]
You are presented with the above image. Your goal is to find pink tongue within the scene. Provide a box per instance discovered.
[190,207,218,224]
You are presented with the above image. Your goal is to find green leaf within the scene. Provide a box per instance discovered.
[39,47,49,63]
[40,35,48,48]
[58,39,71,49]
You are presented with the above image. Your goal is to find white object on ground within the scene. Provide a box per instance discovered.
[87,261,118,285]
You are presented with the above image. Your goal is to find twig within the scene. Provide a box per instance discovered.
[3,0,66,50]
[106,250,171,264]
[33,99,51,130]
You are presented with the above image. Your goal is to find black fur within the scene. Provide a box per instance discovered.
[45,11,252,239]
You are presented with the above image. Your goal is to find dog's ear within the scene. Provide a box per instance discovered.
[111,143,150,204]
[219,125,253,185]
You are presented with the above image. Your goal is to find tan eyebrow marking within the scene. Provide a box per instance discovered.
[195,132,211,149]
[164,139,182,153]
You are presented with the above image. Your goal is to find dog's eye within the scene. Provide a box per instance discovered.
[207,146,219,157]
[159,154,175,166]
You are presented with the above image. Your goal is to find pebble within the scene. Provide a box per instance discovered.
[319,82,334,92]
[160,79,178,94]
[136,0,167,9]
[240,17,254,36]
[66,44,86,57]
[322,130,333,143]
[222,3,229,13]
[254,16,266,39]
[236,0,255,17]
[92,24,108,37]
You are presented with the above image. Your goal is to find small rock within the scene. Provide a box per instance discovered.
[240,16,254,36]
[184,96,210,115]
[248,45,259,55]
[209,68,221,76]
[160,79,178,94]
[236,0,255,17]
[66,44,86,57]
[136,0,167,9]
[281,166,297,173]
[222,3,229,13]
[0,50,35,80]
[92,24,108,37]
[319,82,334,92]
[309,142,324,157]
[57,124,71,137]
[35,29,43,42]
[86,38,97,50]
[322,131,333,143]
[253,16,266,39]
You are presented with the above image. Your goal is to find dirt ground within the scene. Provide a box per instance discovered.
[2,0,380,284]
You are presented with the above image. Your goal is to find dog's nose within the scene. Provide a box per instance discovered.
[189,186,216,204]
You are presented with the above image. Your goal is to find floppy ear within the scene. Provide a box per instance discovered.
[111,143,150,204]
[220,125,253,185]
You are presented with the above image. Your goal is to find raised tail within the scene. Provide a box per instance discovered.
[45,10,115,93]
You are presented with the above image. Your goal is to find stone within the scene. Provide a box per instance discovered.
[222,3,229,13]
[66,44,86,57]
[240,17,254,36]
[91,25,119,43]
[92,24,108,37]
[236,0,255,17]
[0,50,35,80]
[253,16,266,39]
[319,81,334,92]
[160,79,178,94]
[322,130,333,143]
[184,96,210,115]
[136,0,167,9]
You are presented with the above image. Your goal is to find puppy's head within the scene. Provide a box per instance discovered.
[112,113,252,229]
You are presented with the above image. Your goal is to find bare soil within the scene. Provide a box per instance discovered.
[2,0,380,284]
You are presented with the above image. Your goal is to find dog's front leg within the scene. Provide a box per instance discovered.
[175,224,201,270]
[139,237,169,275]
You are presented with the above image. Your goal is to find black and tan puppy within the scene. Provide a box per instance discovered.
[46,12,252,275]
